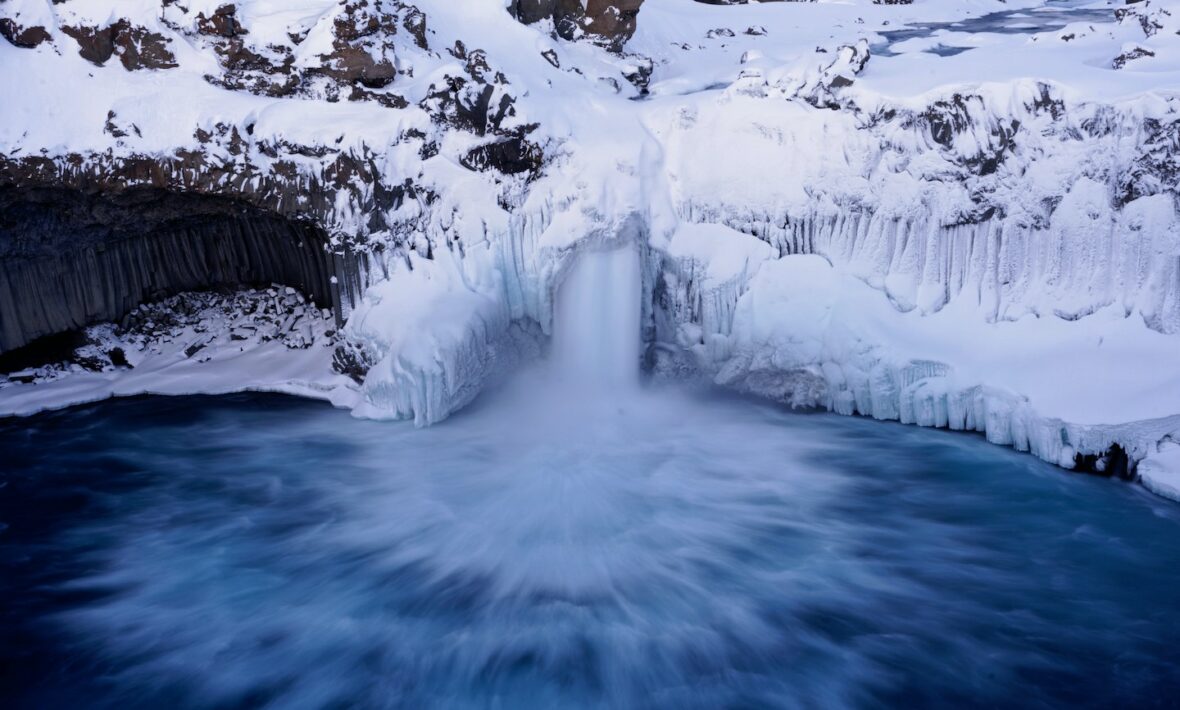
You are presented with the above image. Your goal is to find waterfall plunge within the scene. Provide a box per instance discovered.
[554,244,642,390]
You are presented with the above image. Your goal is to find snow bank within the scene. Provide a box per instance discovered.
[1140,442,1180,503]
[0,290,357,416]
[707,255,1180,453]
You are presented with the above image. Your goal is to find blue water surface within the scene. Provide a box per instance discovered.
[1,384,1179,709]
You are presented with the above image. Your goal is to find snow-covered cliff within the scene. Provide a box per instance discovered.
[2,0,1179,497]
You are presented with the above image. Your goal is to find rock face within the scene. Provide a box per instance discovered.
[0,18,50,47]
[509,0,644,51]
[61,20,179,70]
[195,0,425,102]
[0,186,335,354]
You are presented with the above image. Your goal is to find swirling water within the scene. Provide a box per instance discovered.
[2,381,1180,709]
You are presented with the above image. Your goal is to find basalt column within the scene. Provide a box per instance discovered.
[0,186,338,354]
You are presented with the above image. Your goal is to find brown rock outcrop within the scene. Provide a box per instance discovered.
[196,4,246,38]
[509,0,644,52]
[0,18,51,48]
[62,20,178,70]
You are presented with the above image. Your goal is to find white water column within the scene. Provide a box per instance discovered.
[554,243,642,389]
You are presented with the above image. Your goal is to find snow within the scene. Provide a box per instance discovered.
[633,0,1180,102]
[1140,442,1180,503]
[0,290,358,416]
[712,255,1180,462]
[663,222,775,290]
[3,0,1180,498]
[0,341,356,416]
[345,249,516,426]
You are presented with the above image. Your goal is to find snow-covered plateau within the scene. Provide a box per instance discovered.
[2,0,1179,499]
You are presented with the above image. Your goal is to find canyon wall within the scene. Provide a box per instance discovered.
[0,187,336,353]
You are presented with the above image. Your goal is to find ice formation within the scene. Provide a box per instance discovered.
[2,0,1180,498]
[555,243,643,389]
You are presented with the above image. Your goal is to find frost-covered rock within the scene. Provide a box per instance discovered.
[509,0,645,51]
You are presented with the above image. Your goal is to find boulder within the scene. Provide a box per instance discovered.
[0,19,51,48]
[61,20,177,70]
[509,0,644,52]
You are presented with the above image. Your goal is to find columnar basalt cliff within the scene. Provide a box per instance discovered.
[0,186,335,353]
[2,0,1180,498]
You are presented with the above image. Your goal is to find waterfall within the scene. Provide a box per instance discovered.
[554,243,642,389]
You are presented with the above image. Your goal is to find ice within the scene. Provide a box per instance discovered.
[701,255,1180,472]
[4,0,1180,498]
[554,243,642,389]
[345,248,518,426]
[1140,442,1180,503]
[656,222,776,365]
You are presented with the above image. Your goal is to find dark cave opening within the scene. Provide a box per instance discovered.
[1074,443,1135,481]
[0,186,339,357]
[0,329,88,375]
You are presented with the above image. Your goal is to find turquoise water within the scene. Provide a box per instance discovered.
[1,384,1179,708]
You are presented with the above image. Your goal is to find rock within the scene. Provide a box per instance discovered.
[0,19,51,48]
[194,0,427,101]
[319,0,425,87]
[509,0,555,25]
[621,56,653,93]
[209,39,300,97]
[333,341,375,383]
[1113,45,1156,69]
[61,24,114,65]
[107,348,130,368]
[184,337,211,358]
[1116,0,1177,37]
[62,21,177,70]
[1074,444,1134,480]
[509,0,644,52]
[568,0,644,51]
[8,369,38,384]
[0,185,336,354]
[196,5,246,38]
[461,133,544,175]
